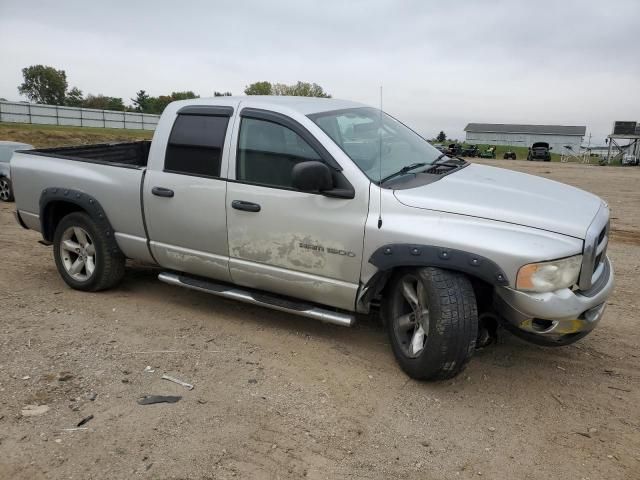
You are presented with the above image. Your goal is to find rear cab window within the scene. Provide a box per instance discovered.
[165,114,230,178]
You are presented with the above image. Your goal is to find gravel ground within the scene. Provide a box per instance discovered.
[0,159,638,479]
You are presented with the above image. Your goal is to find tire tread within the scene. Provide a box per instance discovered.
[384,267,478,380]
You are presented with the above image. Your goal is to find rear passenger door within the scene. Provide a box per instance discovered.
[143,104,236,281]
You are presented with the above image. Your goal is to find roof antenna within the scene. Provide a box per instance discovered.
[377,85,383,229]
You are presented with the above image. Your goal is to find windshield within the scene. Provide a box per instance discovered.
[309,107,445,182]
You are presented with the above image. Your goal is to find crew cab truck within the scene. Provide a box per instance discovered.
[11,97,614,380]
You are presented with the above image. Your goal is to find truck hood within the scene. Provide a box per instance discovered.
[393,164,603,239]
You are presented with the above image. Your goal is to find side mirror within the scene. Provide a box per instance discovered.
[292,161,333,192]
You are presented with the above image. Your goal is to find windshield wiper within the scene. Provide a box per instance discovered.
[431,154,465,166]
[379,163,428,184]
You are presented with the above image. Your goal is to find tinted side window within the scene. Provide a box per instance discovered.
[237,117,321,188]
[165,114,229,177]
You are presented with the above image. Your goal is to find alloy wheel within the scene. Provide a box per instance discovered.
[0,179,10,201]
[392,274,430,358]
[59,226,96,281]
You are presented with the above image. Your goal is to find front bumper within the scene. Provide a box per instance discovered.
[494,257,614,338]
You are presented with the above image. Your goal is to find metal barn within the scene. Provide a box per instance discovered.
[464,123,586,153]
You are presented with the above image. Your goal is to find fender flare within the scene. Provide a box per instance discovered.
[39,187,117,245]
[357,243,510,313]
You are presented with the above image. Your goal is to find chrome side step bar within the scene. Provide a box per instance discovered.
[158,272,355,327]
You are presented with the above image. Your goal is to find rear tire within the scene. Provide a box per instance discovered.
[53,212,125,291]
[382,267,478,380]
[0,177,14,202]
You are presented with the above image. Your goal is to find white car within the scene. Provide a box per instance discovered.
[0,141,33,202]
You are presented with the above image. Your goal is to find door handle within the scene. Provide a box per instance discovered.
[152,186,174,198]
[231,200,261,212]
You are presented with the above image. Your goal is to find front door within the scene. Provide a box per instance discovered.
[225,108,369,311]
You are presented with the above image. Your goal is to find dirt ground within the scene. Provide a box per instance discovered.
[1,159,639,480]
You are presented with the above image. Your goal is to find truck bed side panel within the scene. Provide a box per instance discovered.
[12,152,151,262]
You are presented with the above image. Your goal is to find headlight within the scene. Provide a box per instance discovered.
[516,255,582,293]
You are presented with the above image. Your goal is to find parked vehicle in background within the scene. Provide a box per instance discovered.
[503,150,517,160]
[460,145,479,157]
[0,141,33,202]
[527,142,552,161]
[446,143,462,156]
[434,144,447,153]
[10,97,614,381]
[622,154,639,166]
[478,146,496,158]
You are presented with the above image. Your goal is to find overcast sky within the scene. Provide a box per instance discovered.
[1,0,638,144]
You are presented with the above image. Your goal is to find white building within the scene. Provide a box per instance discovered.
[464,123,586,153]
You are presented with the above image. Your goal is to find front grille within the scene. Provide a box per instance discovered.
[578,207,609,291]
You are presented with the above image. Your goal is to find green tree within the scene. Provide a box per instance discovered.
[18,65,68,105]
[169,91,199,101]
[145,95,172,114]
[214,91,232,96]
[64,87,84,107]
[278,81,331,98]
[131,90,150,112]
[245,81,330,97]
[133,91,200,114]
[82,94,125,111]
[436,131,447,142]
[244,81,273,95]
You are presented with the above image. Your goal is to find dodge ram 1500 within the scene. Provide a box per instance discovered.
[11,96,614,380]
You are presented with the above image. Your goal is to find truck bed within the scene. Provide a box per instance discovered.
[27,141,151,168]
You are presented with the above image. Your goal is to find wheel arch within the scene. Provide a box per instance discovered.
[357,244,509,313]
[39,188,117,245]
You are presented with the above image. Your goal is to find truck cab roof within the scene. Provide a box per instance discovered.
[169,96,367,116]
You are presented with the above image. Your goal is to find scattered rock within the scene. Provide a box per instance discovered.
[248,379,257,384]
[21,375,31,380]
[21,405,50,417]
[55,438,62,443]
[488,427,496,432]
[143,366,155,373]
[77,414,94,427]
[58,372,74,382]
[137,395,182,405]
[86,392,97,401]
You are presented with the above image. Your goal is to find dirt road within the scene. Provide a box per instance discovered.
[1,160,638,479]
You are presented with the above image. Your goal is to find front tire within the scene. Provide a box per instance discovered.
[0,177,14,202]
[382,267,478,380]
[53,212,125,291]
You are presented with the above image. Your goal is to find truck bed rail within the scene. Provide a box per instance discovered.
[25,141,151,169]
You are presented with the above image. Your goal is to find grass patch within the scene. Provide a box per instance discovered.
[0,122,153,148]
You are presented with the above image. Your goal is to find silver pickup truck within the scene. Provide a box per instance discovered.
[11,97,614,380]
